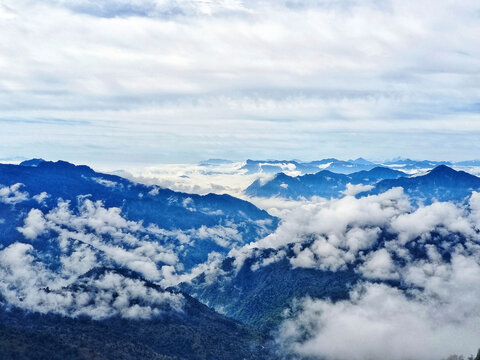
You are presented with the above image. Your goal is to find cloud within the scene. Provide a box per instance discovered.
[0,241,184,319]
[195,190,480,359]
[32,191,49,204]
[234,188,410,272]
[45,0,248,18]
[90,176,120,188]
[1,0,480,163]
[16,198,182,281]
[195,225,242,248]
[2,196,192,319]
[342,183,374,196]
[17,208,47,239]
[390,201,474,244]
[278,277,480,360]
[0,183,29,204]
[7,193,250,318]
[358,248,399,280]
[119,161,269,198]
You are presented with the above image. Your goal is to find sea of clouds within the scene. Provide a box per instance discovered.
[258,189,480,359]
[0,183,242,319]
[1,170,480,358]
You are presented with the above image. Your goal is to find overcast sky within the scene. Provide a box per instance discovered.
[1,0,479,166]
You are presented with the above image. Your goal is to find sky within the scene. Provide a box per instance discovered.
[1,0,480,166]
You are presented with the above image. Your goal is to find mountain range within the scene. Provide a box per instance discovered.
[246,164,480,204]
[246,166,406,199]
[0,160,276,270]
[1,159,479,359]
[240,158,378,175]
[233,157,480,176]
[361,165,480,203]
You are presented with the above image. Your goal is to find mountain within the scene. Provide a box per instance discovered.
[3,159,479,359]
[321,159,377,174]
[0,160,277,269]
[361,165,480,203]
[455,160,480,167]
[348,157,376,165]
[240,159,320,175]
[181,252,358,331]
[0,160,279,359]
[245,166,406,199]
[19,158,45,167]
[180,202,475,333]
[240,158,379,175]
[0,268,272,360]
[348,166,407,184]
[198,159,233,166]
[382,158,452,172]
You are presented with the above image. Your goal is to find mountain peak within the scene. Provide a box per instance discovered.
[428,164,458,176]
[37,160,94,173]
[352,157,374,165]
[19,158,45,167]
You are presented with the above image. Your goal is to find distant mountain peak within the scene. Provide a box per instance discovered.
[428,165,462,176]
[19,158,45,167]
[367,166,405,175]
[37,160,94,173]
[361,164,480,203]
[199,159,233,166]
[274,172,293,180]
[351,157,375,165]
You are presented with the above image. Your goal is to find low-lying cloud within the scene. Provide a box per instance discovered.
[0,242,183,319]
[1,195,245,319]
[0,183,29,204]
[2,174,480,357]
[213,189,480,359]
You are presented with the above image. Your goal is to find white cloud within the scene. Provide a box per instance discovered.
[278,278,480,360]
[0,221,185,320]
[0,183,29,204]
[119,161,269,198]
[167,189,480,359]
[391,201,474,244]
[17,208,47,239]
[195,224,240,247]
[359,248,399,280]
[90,176,120,188]
[236,188,410,271]
[9,193,253,317]
[342,183,374,196]
[18,198,180,281]
[214,191,480,359]
[0,241,184,319]
[32,191,49,204]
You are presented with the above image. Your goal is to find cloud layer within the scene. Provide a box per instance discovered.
[0,195,245,318]
[1,0,480,164]
[208,189,480,359]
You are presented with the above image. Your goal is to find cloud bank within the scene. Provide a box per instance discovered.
[1,195,245,319]
[210,189,480,359]
[0,241,183,319]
